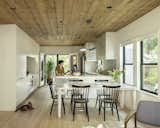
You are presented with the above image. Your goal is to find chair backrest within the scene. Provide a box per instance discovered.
[136,101,160,126]
[48,84,55,99]
[72,85,90,100]
[69,79,83,82]
[102,85,121,101]
[95,80,109,82]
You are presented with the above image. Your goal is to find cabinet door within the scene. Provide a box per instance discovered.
[96,34,106,60]
[105,32,116,59]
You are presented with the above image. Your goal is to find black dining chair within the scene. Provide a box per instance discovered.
[99,85,121,121]
[125,101,160,128]
[71,85,90,121]
[95,80,109,107]
[48,84,65,115]
[69,79,83,110]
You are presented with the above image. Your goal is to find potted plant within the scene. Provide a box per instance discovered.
[45,58,54,85]
[108,69,123,83]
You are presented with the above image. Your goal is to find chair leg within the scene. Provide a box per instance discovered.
[50,99,55,115]
[111,103,114,115]
[85,102,89,122]
[71,95,74,111]
[115,103,120,121]
[104,102,106,121]
[134,113,137,128]
[99,100,102,115]
[73,102,76,121]
[62,97,65,115]
[95,95,99,107]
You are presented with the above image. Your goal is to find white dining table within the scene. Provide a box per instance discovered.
[53,82,136,118]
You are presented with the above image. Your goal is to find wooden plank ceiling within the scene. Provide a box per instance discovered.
[0,0,160,46]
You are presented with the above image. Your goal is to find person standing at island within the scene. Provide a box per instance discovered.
[72,64,78,73]
[55,60,65,76]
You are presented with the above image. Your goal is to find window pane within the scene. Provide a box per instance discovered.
[142,65,158,94]
[124,65,134,85]
[125,44,133,64]
[58,55,70,72]
[120,47,123,71]
[143,36,158,63]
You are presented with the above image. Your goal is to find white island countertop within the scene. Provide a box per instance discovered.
[55,74,113,83]
[56,74,112,78]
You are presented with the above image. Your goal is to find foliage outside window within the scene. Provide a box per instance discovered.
[140,35,158,94]
[45,55,55,84]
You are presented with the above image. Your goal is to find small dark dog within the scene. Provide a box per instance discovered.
[16,101,34,112]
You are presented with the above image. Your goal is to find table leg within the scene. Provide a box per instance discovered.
[58,90,62,118]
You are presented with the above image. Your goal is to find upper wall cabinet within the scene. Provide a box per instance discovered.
[96,32,117,60]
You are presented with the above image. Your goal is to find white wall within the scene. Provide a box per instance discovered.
[117,6,160,43]
[40,46,82,54]
[16,26,39,82]
[116,6,160,109]
[0,24,40,110]
[16,26,40,105]
[0,25,16,110]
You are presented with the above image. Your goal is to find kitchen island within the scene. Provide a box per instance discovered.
[53,76,136,118]
[54,74,136,117]
[55,74,113,101]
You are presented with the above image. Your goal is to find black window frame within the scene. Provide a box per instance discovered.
[140,40,158,95]
[123,43,134,85]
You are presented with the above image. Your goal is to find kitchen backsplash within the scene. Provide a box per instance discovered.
[99,59,116,75]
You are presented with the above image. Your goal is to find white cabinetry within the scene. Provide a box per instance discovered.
[96,32,117,60]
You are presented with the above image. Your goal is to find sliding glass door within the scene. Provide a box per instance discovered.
[45,54,70,75]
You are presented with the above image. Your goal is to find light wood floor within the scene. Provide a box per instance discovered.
[0,86,134,128]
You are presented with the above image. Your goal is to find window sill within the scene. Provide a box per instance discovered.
[137,89,160,98]
[123,83,135,86]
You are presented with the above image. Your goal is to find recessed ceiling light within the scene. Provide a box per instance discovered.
[106,5,112,9]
